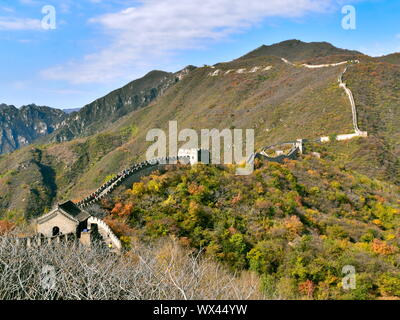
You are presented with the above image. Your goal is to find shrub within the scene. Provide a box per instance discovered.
[377,273,400,297]
[0,220,15,235]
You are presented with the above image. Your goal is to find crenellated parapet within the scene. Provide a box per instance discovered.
[4,233,77,249]
[76,156,190,208]
[87,216,121,252]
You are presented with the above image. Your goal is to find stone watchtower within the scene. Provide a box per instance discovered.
[36,201,91,239]
[178,148,211,165]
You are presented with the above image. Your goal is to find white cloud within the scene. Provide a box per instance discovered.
[42,0,341,84]
[0,16,41,30]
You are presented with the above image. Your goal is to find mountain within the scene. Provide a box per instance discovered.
[240,39,362,62]
[43,67,195,143]
[0,40,399,219]
[2,39,400,301]
[0,67,194,154]
[376,53,400,65]
[0,39,365,153]
[0,104,66,154]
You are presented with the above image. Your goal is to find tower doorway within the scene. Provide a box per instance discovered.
[52,226,60,237]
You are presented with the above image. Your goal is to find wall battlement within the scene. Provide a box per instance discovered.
[76,156,190,209]
[5,233,78,249]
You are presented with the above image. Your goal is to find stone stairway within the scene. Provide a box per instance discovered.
[98,226,118,253]
[88,216,121,253]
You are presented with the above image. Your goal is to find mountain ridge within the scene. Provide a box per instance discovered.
[0,40,395,155]
[240,39,362,61]
[40,66,196,144]
[1,40,400,218]
[377,52,400,65]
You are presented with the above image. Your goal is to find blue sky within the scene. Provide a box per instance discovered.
[0,0,399,109]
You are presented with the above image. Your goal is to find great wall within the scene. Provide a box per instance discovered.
[75,156,191,252]
[8,56,368,252]
[6,233,77,249]
[255,57,368,161]
[280,57,367,140]
[76,156,190,209]
[206,56,367,162]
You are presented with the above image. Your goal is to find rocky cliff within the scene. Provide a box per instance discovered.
[45,66,196,143]
[0,104,66,154]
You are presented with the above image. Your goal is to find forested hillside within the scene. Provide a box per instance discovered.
[98,157,400,299]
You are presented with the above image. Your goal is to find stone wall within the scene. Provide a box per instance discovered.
[88,216,122,251]
[76,156,189,209]
[8,233,77,248]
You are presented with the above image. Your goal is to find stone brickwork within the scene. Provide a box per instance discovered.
[88,216,121,252]
[76,156,190,209]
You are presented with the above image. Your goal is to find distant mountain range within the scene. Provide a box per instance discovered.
[43,67,195,144]
[0,104,66,154]
[0,67,193,154]
[2,40,399,155]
